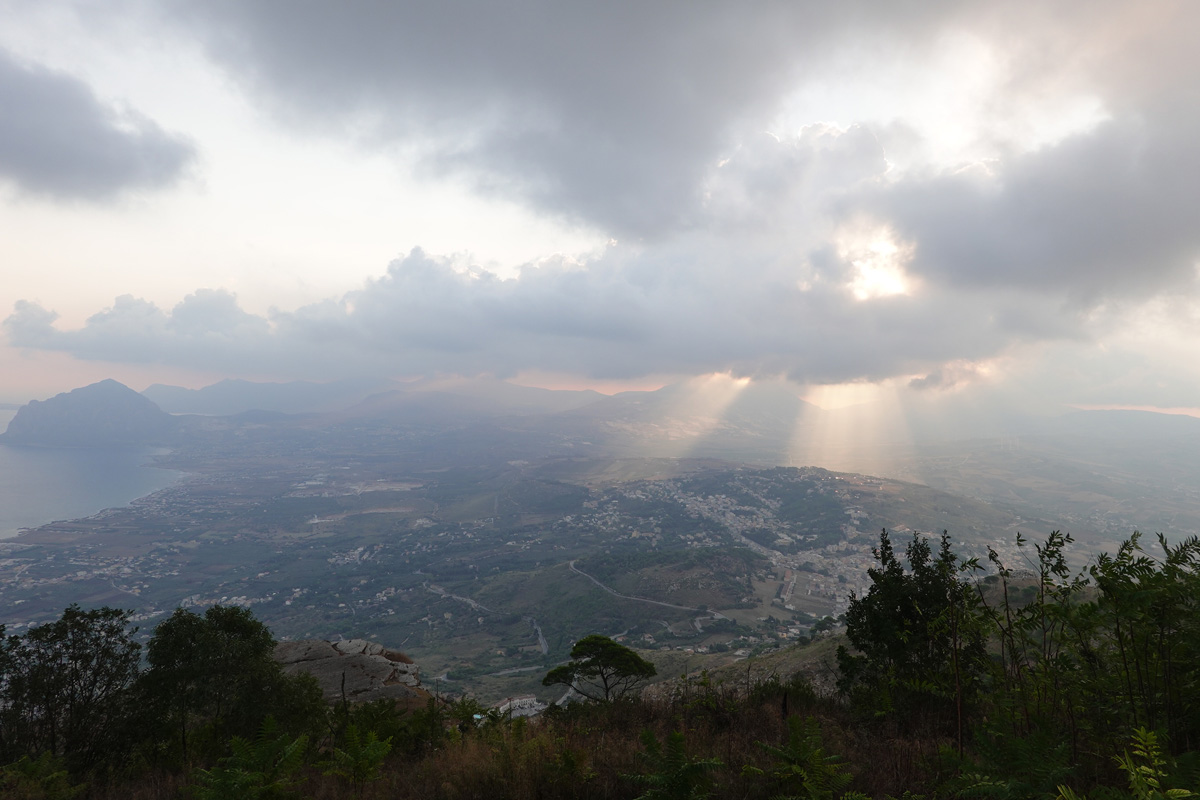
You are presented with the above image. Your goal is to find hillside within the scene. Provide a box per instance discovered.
[1,379,179,446]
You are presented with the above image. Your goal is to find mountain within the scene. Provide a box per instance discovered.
[560,380,824,461]
[325,377,605,425]
[1051,408,1200,439]
[405,376,605,415]
[142,377,392,415]
[1,379,179,446]
[142,376,604,420]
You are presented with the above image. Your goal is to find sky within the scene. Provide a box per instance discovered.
[1,1,1199,414]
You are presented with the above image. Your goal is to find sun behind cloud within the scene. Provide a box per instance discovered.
[837,224,915,301]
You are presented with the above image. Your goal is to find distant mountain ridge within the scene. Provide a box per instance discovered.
[142,377,392,415]
[142,376,605,418]
[10,376,1200,461]
[327,377,605,425]
[1,379,178,447]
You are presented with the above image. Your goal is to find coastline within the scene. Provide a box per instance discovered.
[0,443,185,541]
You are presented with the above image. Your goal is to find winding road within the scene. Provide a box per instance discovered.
[567,560,728,620]
[526,617,550,655]
[425,583,494,613]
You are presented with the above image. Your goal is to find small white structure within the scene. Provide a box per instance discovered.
[495,694,547,718]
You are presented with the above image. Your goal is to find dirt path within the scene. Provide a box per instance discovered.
[567,560,727,619]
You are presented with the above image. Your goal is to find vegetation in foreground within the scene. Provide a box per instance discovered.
[1,529,1198,799]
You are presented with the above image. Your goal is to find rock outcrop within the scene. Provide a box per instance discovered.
[275,638,426,705]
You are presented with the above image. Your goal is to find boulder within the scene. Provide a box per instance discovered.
[276,640,339,664]
[275,638,425,705]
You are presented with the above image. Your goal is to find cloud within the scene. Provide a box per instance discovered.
[159,0,963,237]
[868,117,1200,302]
[3,234,1083,386]
[0,47,194,200]
[155,2,1200,295]
[0,105,1159,389]
[5,290,273,372]
[7,0,1200,407]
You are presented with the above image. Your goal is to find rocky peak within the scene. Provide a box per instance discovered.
[2,379,178,446]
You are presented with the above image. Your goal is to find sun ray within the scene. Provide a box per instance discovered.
[790,380,916,477]
[599,373,756,460]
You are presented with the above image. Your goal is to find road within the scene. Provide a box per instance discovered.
[526,616,549,655]
[486,665,546,677]
[425,583,494,613]
[567,560,728,620]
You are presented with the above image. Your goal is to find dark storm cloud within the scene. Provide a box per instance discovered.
[0,48,194,200]
[152,1,1200,296]
[160,0,957,237]
[868,117,1200,301]
[871,1,1200,304]
[153,1,1200,303]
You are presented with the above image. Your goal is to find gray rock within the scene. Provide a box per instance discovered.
[276,638,424,704]
[275,640,338,664]
[332,638,385,657]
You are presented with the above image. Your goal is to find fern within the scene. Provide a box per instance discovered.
[948,727,1072,800]
[626,729,723,800]
[1056,729,1198,800]
[319,723,392,800]
[745,715,863,800]
[190,717,308,800]
[1117,729,1196,800]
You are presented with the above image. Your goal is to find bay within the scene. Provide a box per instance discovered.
[0,409,182,540]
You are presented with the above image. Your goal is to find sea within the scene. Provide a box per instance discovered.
[0,409,183,540]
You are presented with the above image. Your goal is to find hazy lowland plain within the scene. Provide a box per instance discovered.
[3,376,1199,704]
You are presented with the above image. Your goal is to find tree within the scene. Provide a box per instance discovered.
[138,606,323,765]
[0,605,140,770]
[543,635,656,702]
[836,530,986,745]
[1087,534,1200,747]
[0,752,84,800]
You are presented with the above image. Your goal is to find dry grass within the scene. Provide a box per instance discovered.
[68,678,951,800]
